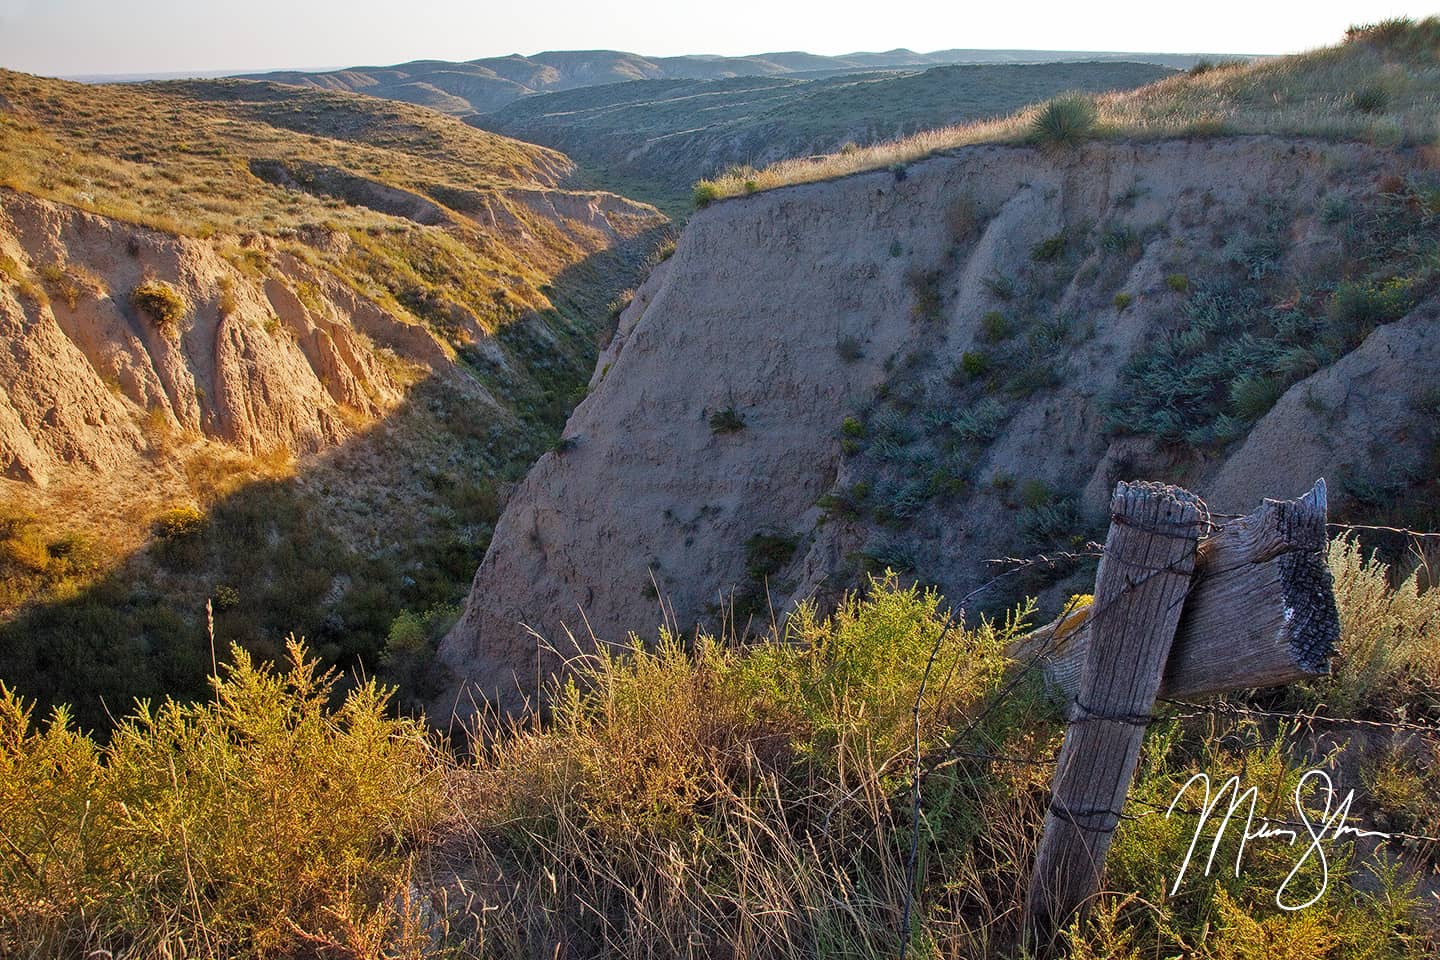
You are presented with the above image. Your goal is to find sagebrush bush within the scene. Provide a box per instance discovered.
[1030,232,1068,262]
[131,279,188,333]
[1328,276,1414,339]
[442,576,1046,956]
[1295,537,1440,713]
[980,309,1013,341]
[0,639,445,958]
[1100,723,1430,958]
[1351,82,1393,113]
[691,180,721,208]
[708,406,746,434]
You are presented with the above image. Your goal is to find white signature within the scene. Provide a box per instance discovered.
[1165,769,1391,911]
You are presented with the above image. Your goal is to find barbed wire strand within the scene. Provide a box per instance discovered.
[898,548,1101,960]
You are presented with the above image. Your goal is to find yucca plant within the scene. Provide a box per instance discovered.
[1029,95,1098,149]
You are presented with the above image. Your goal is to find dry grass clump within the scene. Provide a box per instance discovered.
[0,638,447,959]
[432,575,1052,958]
[699,16,1440,201]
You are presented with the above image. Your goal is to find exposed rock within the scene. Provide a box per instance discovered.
[0,189,434,483]
[438,137,1440,717]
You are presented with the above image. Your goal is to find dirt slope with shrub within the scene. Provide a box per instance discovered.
[439,136,1440,714]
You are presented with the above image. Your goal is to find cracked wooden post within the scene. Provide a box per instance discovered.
[1023,481,1204,949]
[1010,480,1339,702]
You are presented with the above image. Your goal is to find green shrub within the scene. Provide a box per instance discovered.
[1230,374,1287,420]
[1351,83,1392,113]
[708,406,746,434]
[980,309,1013,342]
[1018,478,1054,509]
[1103,722,1426,958]
[1100,226,1137,254]
[1293,538,1440,714]
[907,269,943,320]
[1113,291,1133,311]
[743,531,797,580]
[817,482,869,520]
[840,415,865,438]
[1328,276,1413,339]
[213,584,241,611]
[0,640,444,957]
[983,273,1017,301]
[1030,95,1097,148]
[1031,232,1068,262]
[959,350,991,378]
[836,335,864,362]
[691,180,721,209]
[950,398,1009,442]
[131,279,188,332]
[1165,273,1189,293]
[153,505,206,540]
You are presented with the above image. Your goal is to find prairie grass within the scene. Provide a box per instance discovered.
[434,575,1048,958]
[698,17,1440,201]
[3,557,1439,957]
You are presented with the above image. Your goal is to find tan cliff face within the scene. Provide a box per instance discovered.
[438,137,1440,716]
[0,189,423,488]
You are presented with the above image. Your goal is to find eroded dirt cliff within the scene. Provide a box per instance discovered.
[437,137,1440,714]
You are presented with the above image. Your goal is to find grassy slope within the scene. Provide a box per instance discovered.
[700,18,1440,200]
[481,61,1177,216]
[0,71,666,730]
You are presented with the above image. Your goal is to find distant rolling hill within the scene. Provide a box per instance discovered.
[475,60,1181,214]
[237,47,1214,117]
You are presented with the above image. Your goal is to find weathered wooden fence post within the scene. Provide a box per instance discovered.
[1024,481,1204,946]
[1017,479,1340,949]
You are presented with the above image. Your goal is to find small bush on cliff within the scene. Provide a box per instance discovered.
[131,279,188,333]
[691,180,721,208]
[708,406,746,434]
[1328,276,1414,339]
[1351,82,1393,113]
[1029,95,1097,148]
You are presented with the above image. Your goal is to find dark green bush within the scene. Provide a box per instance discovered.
[1030,95,1098,148]
[1230,375,1288,421]
[1328,277,1414,339]
[980,310,1013,342]
[836,336,864,362]
[744,531,798,580]
[692,181,721,208]
[1351,83,1392,113]
[1031,232,1068,262]
[709,407,746,434]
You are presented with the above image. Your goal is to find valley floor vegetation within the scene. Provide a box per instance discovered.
[2,539,1437,959]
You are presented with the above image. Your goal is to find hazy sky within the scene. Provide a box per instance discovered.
[0,1,1432,78]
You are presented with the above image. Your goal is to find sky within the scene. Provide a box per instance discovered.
[0,0,1433,79]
